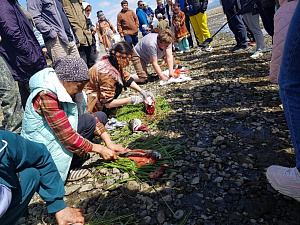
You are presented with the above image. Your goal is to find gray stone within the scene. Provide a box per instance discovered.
[78,184,93,193]
[157,211,165,224]
[173,210,184,219]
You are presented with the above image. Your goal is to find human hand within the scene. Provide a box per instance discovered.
[92,144,117,160]
[140,90,155,101]
[42,47,48,56]
[55,207,84,225]
[168,70,176,78]
[130,96,143,105]
[120,33,124,38]
[106,143,125,152]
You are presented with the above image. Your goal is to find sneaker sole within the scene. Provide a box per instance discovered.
[266,172,300,202]
[67,169,90,182]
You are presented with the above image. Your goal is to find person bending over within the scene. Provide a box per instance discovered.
[131,29,176,83]
[21,56,125,182]
[0,130,85,225]
[85,41,154,114]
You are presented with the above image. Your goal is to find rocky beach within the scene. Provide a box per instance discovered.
[14,7,300,225]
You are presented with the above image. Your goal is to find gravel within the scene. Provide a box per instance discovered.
[14,7,300,225]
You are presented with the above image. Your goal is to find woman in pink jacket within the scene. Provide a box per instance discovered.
[269,0,298,83]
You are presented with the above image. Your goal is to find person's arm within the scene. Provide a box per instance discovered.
[133,11,140,28]
[35,91,93,156]
[36,91,117,160]
[33,27,47,55]
[165,47,175,78]
[109,20,116,34]
[61,0,85,44]
[150,55,168,81]
[180,12,186,26]
[1,131,85,224]
[117,14,123,37]
[96,22,103,42]
[27,0,58,39]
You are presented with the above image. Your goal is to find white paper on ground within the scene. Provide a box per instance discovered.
[159,69,192,86]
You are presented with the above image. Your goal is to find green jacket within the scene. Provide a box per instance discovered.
[62,0,92,46]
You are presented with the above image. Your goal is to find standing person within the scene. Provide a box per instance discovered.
[269,0,298,84]
[178,0,197,48]
[143,2,155,28]
[238,0,266,58]
[131,29,176,83]
[155,0,166,19]
[173,4,190,53]
[0,38,23,133]
[82,2,98,62]
[21,56,125,182]
[0,0,47,109]
[186,0,212,52]
[266,2,300,202]
[157,13,170,29]
[85,41,154,113]
[117,0,139,47]
[136,1,151,36]
[0,130,85,225]
[27,0,80,62]
[220,0,248,52]
[257,0,275,38]
[96,11,116,52]
[61,0,95,68]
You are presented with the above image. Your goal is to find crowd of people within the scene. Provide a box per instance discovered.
[0,0,300,224]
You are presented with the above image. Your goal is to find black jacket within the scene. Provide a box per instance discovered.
[186,0,208,16]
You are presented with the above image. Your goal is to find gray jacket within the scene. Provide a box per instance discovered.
[27,0,70,45]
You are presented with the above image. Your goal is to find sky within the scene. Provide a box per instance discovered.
[19,0,220,31]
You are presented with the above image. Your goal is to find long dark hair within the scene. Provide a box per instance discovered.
[107,41,134,71]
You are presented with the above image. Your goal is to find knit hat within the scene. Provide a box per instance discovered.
[143,2,147,6]
[53,56,90,82]
[157,13,163,19]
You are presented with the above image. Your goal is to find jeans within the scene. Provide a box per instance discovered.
[1,168,40,225]
[223,4,248,46]
[124,35,139,47]
[278,2,300,171]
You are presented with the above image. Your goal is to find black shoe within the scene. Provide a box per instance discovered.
[230,45,248,53]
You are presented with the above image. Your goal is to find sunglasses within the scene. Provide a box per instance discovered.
[139,4,144,6]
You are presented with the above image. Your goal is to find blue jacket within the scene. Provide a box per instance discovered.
[0,0,47,82]
[21,68,81,182]
[136,8,150,32]
[0,130,66,214]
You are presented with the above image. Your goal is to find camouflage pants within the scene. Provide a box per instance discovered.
[0,56,23,133]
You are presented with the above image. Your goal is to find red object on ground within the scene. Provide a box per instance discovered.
[118,149,163,166]
[144,96,155,114]
[149,164,171,179]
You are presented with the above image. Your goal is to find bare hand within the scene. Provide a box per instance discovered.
[120,33,124,38]
[55,207,84,225]
[42,47,47,56]
[56,35,59,40]
[160,75,168,82]
[107,143,125,152]
[169,71,175,78]
[92,144,117,160]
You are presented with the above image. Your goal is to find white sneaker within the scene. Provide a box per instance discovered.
[177,51,183,54]
[197,47,203,52]
[204,45,213,52]
[266,166,300,202]
[250,51,264,58]
[184,49,190,53]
